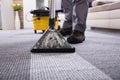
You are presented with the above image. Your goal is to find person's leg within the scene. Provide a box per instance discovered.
[60,0,73,36]
[67,0,89,44]
[73,0,89,32]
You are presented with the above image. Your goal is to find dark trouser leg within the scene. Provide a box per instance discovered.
[72,0,89,33]
[62,0,73,29]
[67,0,89,44]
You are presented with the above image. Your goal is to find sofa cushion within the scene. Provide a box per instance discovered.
[109,2,120,10]
[92,0,113,7]
[89,3,111,12]
[92,0,120,7]
[89,2,120,12]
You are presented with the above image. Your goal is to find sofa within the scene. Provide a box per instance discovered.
[87,0,120,29]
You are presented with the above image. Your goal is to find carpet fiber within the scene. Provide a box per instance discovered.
[0,29,120,80]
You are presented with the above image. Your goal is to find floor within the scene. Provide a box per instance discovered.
[0,28,120,80]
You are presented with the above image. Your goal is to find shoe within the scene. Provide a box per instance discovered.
[59,27,72,36]
[67,30,85,44]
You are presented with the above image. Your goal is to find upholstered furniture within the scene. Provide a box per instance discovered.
[87,0,120,29]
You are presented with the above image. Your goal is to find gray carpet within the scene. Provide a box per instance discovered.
[75,29,120,80]
[0,29,120,80]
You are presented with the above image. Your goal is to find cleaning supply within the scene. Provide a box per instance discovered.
[31,0,75,53]
[30,8,59,33]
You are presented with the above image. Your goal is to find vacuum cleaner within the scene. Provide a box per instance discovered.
[31,0,75,53]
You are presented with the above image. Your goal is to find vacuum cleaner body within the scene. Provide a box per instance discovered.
[30,8,60,33]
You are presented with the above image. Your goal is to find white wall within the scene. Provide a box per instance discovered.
[36,0,44,9]
[55,0,61,10]
[44,0,48,7]
[23,0,36,29]
[1,0,15,30]
[36,0,48,9]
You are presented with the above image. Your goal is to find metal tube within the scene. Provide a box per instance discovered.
[50,0,55,19]
[49,0,55,29]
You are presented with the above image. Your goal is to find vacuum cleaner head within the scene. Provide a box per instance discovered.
[31,29,75,53]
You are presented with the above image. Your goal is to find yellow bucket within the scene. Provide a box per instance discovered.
[32,16,59,32]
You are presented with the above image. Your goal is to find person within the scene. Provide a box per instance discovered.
[60,0,89,44]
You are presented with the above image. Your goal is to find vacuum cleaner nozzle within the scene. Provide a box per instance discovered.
[31,29,75,53]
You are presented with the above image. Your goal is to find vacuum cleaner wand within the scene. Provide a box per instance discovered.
[49,0,55,29]
[31,0,75,53]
